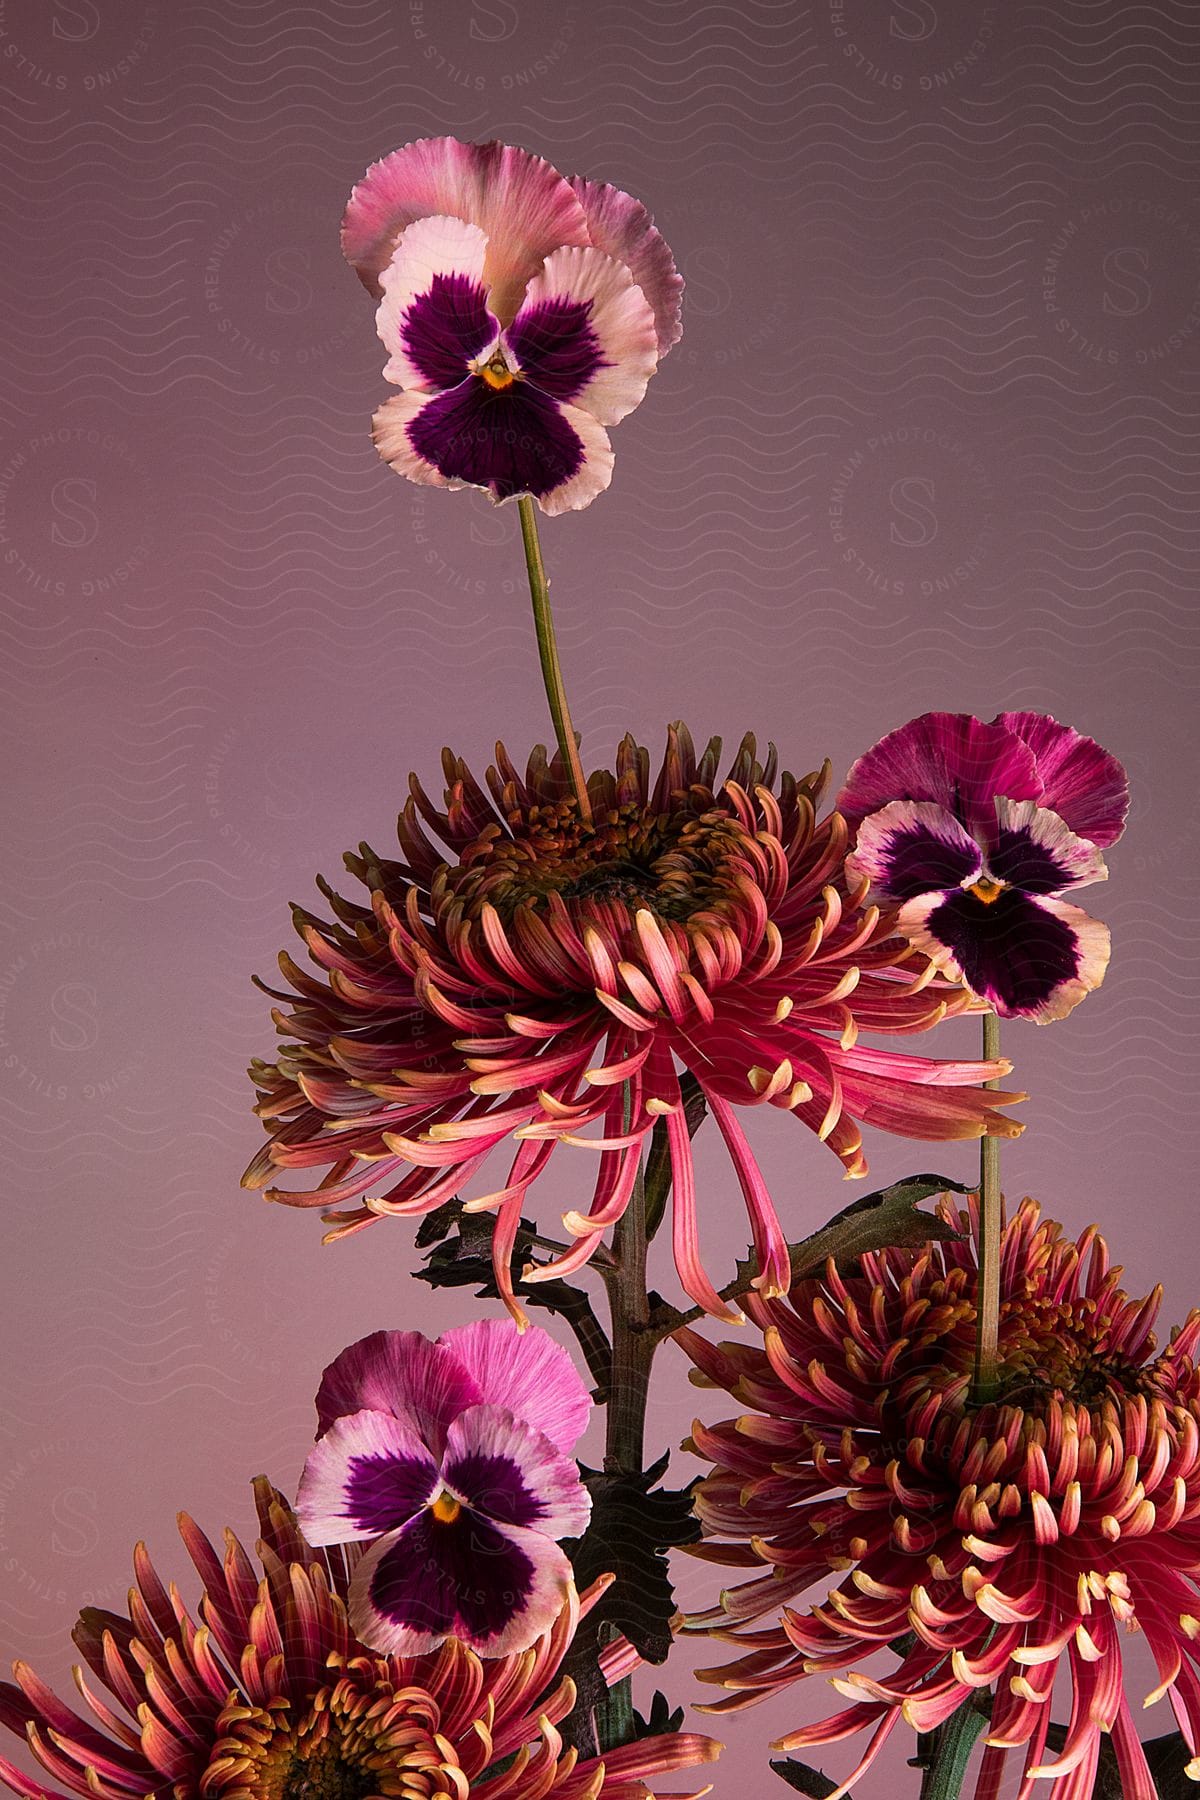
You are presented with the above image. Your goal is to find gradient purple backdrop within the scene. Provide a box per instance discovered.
[2,1,1199,1793]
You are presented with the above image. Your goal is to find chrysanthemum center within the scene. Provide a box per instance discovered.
[204,1681,451,1800]
[445,799,762,933]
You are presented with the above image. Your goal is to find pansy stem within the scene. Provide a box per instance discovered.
[517,496,593,825]
[972,1009,1003,1404]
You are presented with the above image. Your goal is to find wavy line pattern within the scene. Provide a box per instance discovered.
[1,0,1199,1788]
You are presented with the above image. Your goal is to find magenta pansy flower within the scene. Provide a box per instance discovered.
[296,1320,592,1658]
[341,137,682,513]
[838,710,1129,1023]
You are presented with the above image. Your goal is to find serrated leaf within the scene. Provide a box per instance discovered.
[631,1690,685,1740]
[563,1454,701,1665]
[732,1172,969,1295]
[414,1214,611,1393]
[770,1759,839,1797]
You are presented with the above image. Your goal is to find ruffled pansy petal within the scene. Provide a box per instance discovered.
[296,1407,439,1544]
[376,382,615,513]
[348,1508,574,1658]
[990,798,1109,895]
[838,712,1041,841]
[314,1329,482,1448]
[845,799,981,902]
[342,136,590,321]
[440,1318,592,1453]
[507,245,658,425]
[372,390,465,492]
[443,1404,592,1540]
[376,215,498,392]
[996,710,1130,848]
[900,886,1111,1023]
[569,174,684,355]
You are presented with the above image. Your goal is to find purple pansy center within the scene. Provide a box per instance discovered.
[409,380,586,499]
[344,1451,436,1533]
[927,886,1081,1014]
[401,274,496,388]
[401,279,612,500]
[368,1509,535,1641]
[445,1449,547,1528]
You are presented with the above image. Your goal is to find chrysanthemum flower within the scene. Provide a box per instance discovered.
[0,1478,719,1800]
[297,1321,592,1658]
[342,137,682,512]
[243,725,1023,1322]
[680,1195,1200,1800]
[837,711,1129,1022]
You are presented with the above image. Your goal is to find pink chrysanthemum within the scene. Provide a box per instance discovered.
[680,1196,1200,1800]
[243,727,1023,1323]
[0,1479,719,1800]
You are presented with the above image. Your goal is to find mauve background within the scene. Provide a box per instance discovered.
[2,0,1199,1792]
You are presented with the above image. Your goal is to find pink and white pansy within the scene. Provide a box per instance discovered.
[296,1320,593,1659]
[838,710,1130,1023]
[342,137,682,513]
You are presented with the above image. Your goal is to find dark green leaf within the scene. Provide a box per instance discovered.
[563,1453,701,1664]
[770,1758,839,1797]
[631,1690,685,1740]
[414,1214,611,1395]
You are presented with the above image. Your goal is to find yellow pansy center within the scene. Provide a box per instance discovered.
[966,874,1005,905]
[477,352,518,391]
[429,1487,462,1525]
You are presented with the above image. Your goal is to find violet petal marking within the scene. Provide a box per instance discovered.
[408,381,585,500]
[443,1405,592,1539]
[440,1317,592,1453]
[847,799,981,902]
[400,273,497,389]
[988,800,1108,896]
[314,1329,482,1450]
[837,712,1041,838]
[296,1407,439,1544]
[350,1508,572,1655]
[916,886,1083,1018]
[996,710,1130,849]
[505,298,607,403]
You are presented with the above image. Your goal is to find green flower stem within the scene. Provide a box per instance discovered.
[918,1700,987,1800]
[591,1106,656,1752]
[517,496,592,825]
[972,1009,1003,1404]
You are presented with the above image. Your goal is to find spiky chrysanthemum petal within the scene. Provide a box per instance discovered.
[680,1196,1200,1800]
[0,1479,719,1800]
[244,726,1023,1323]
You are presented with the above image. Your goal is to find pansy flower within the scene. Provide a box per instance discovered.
[341,136,682,512]
[296,1320,593,1658]
[838,710,1129,1022]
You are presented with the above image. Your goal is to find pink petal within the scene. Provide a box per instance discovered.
[376,215,497,392]
[314,1329,482,1450]
[838,712,1041,841]
[570,174,683,355]
[511,246,659,425]
[443,1404,592,1539]
[347,1514,574,1659]
[992,798,1109,892]
[994,710,1129,848]
[439,1318,592,1453]
[372,390,463,491]
[296,1407,439,1544]
[342,136,589,323]
[532,400,615,515]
